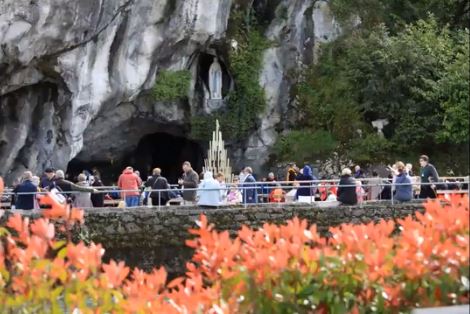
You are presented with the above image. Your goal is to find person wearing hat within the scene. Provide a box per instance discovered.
[40,167,56,190]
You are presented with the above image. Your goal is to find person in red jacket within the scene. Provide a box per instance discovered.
[269,184,285,203]
[118,167,142,207]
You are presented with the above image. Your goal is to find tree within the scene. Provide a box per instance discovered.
[286,17,469,172]
[273,130,337,164]
[435,32,470,144]
[330,0,469,31]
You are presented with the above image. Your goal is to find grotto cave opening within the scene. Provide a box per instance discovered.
[67,132,205,185]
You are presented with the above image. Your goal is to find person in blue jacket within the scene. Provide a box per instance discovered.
[295,165,316,199]
[242,167,258,204]
[13,171,38,210]
[394,161,412,202]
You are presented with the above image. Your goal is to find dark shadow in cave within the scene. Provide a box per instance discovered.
[67,133,205,185]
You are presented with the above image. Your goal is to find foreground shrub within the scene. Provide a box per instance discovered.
[1,193,468,313]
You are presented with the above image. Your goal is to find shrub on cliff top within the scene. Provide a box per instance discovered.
[1,192,468,312]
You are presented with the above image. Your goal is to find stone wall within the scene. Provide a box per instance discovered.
[2,202,426,276]
[80,202,425,274]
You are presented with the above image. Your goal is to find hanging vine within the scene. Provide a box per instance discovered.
[191,1,269,142]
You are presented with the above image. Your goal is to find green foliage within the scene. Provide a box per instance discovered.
[223,31,269,140]
[435,32,470,144]
[191,114,218,140]
[349,134,393,165]
[283,16,469,172]
[330,0,469,31]
[273,130,338,164]
[152,70,191,102]
[348,19,458,151]
[191,4,269,141]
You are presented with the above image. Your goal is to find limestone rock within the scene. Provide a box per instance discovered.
[240,0,340,173]
[0,0,338,183]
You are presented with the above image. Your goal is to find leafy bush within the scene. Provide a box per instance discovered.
[329,0,469,30]
[1,191,469,312]
[348,133,393,165]
[273,130,338,164]
[152,70,191,102]
[291,17,469,171]
[435,35,470,144]
[186,196,469,313]
[0,193,224,313]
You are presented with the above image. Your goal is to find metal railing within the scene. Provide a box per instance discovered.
[1,177,468,210]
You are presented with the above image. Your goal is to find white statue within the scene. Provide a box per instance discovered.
[371,119,389,137]
[208,57,222,100]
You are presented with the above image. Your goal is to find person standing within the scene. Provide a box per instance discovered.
[269,183,286,203]
[215,172,227,204]
[264,172,277,197]
[197,171,222,208]
[367,171,382,201]
[179,162,199,205]
[118,166,142,207]
[337,168,357,205]
[354,165,364,179]
[40,168,56,190]
[12,171,37,210]
[418,155,439,199]
[394,162,412,202]
[405,163,414,176]
[227,177,243,204]
[90,174,105,207]
[295,165,316,202]
[146,168,170,206]
[356,180,366,204]
[54,170,97,203]
[74,174,93,208]
[242,167,257,204]
[286,163,298,182]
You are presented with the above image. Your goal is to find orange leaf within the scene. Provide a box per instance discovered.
[6,213,24,233]
[102,260,129,288]
[30,218,55,240]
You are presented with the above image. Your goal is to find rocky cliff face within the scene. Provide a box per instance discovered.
[0,0,339,183]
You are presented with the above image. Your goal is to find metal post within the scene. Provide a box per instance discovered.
[244,186,247,209]
[158,189,161,209]
[309,182,312,204]
[391,181,394,205]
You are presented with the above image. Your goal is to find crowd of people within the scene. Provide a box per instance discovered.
[1,168,104,210]
[1,154,466,210]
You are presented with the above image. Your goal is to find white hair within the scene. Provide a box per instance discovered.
[22,171,33,181]
[31,176,40,186]
[341,168,352,176]
[55,170,65,179]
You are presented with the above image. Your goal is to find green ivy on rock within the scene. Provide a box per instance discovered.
[191,3,269,142]
[152,70,191,102]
